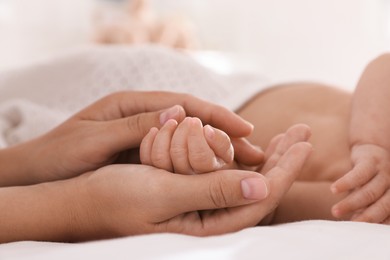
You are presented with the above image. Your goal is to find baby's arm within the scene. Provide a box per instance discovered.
[140,117,236,174]
[331,54,390,224]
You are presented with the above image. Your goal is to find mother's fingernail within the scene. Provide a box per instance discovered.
[160,105,181,125]
[241,177,268,200]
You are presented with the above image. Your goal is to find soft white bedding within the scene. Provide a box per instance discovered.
[0,46,389,259]
[0,45,269,147]
[1,221,390,259]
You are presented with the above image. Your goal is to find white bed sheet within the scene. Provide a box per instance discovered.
[1,220,390,260]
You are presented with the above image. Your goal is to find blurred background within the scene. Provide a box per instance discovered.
[0,0,389,90]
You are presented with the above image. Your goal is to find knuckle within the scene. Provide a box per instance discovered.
[170,145,192,174]
[361,213,376,223]
[105,91,121,100]
[215,134,232,153]
[170,143,186,157]
[180,93,194,107]
[190,151,215,172]
[362,188,378,204]
[105,91,128,104]
[379,203,390,219]
[151,152,167,167]
[191,151,209,163]
[354,169,369,185]
[208,176,231,208]
[181,93,194,100]
[127,114,147,138]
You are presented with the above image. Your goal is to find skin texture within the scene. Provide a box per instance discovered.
[237,83,352,182]
[236,84,352,223]
[0,90,312,242]
[141,107,347,225]
[332,144,390,223]
[140,117,235,174]
[136,83,350,223]
[237,54,390,224]
[331,54,390,224]
[0,126,312,243]
[2,53,389,242]
[140,114,320,226]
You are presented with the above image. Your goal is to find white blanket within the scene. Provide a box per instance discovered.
[0,45,268,147]
[1,221,390,260]
[0,46,389,259]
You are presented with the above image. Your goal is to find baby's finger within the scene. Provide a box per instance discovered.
[171,117,193,174]
[331,161,376,194]
[150,119,178,171]
[140,127,159,166]
[188,118,223,173]
[265,134,285,159]
[332,175,387,218]
[261,124,311,174]
[352,189,390,223]
[204,125,234,164]
[256,134,284,172]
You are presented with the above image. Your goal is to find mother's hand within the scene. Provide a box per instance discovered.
[2,91,261,186]
[72,125,311,240]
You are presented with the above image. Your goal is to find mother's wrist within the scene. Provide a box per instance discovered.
[17,135,67,185]
[70,172,120,241]
[13,138,52,185]
[51,173,110,242]
[0,142,41,186]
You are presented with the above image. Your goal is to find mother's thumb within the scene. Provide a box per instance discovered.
[164,170,269,215]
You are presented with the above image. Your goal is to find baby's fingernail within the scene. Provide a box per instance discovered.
[160,105,181,125]
[149,127,159,133]
[164,119,178,127]
[332,206,342,218]
[190,117,203,126]
[204,125,215,139]
[241,177,268,200]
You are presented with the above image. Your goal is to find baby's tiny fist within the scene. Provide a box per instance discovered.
[204,125,234,164]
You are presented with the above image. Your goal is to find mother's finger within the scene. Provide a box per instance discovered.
[93,106,185,154]
[157,170,269,220]
[174,141,312,236]
[77,91,254,137]
[261,124,311,174]
[255,133,284,172]
[222,142,312,232]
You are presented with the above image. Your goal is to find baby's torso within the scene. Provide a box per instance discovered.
[237,83,353,182]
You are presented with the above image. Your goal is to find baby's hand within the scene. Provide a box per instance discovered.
[331,144,390,224]
[140,117,234,174]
